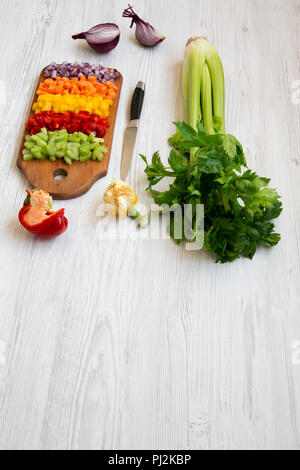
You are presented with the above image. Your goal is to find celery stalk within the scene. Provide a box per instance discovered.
[199,38,225,133]
[183,37,226,136]
[182,59,189,122]
[184,38,205,130]
[201,63,214,135]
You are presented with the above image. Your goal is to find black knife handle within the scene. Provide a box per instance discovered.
[130,81,145,121]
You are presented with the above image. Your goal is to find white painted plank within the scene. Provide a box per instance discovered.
[0,0,299,450]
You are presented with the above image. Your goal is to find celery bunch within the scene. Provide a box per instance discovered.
[141,38,282,263]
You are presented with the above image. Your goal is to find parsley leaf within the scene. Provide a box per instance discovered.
[141,121,282,263]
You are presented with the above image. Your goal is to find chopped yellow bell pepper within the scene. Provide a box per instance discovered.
[32,94,113,117]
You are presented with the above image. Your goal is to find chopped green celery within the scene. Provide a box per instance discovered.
[36,134,48,142]
[64,156,72,165]
[51,129,66,137]
[56,141,67,151]
[80,142,91,149]
[69,143,80,151]
[31,145,43,153]
[39,148,48,158]
[92,147,104,162]
[68,134,81,143]
[88,143,98,150]
[79,144,92,156]
[23,154,34,161]
[48,136,56,146]
[31,135,47,148]
[25,142,34,150]
[55,135,68,143]
[33,152,43,159]
[80,153,91,162]
[22,129,103,163]
[68,153,79,161]
[36,129,48,141]
[78,132,88,142]
[22,149,33,159]
[88,133,96,142]
[80,150,91,157]
[66,143,79,160]
[46,143,55,156]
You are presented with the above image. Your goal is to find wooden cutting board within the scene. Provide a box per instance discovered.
[17,69,123,200]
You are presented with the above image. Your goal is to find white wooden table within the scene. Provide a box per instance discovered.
[0,0,299,450]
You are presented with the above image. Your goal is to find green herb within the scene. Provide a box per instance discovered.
[141,38,282,263]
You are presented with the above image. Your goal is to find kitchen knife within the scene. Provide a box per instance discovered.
[121,81,145,181]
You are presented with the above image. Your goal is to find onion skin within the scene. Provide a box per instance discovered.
[72,23,120,53]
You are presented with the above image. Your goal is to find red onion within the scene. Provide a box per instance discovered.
[122,5,165,48]
[44,63,120,83]
[72,23,120,53]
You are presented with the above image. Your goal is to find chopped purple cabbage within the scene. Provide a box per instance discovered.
[44,62,120,83]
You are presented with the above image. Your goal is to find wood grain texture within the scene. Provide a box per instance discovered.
[0,0,300,451]
[17,70,123,199]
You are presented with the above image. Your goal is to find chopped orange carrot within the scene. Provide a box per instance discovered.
[37,77,118,99]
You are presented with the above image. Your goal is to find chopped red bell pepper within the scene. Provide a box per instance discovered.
[19,189,68,238]
[25,111,109,137]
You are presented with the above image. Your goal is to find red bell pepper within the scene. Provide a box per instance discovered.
[19,189,68,238]
[25,111,109,137]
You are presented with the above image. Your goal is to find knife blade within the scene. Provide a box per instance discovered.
[121,81,145,181]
